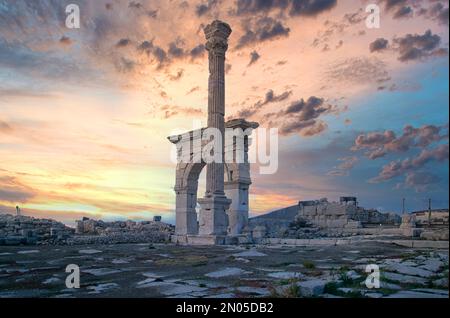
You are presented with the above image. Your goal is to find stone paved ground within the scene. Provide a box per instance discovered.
[0,241,448,298]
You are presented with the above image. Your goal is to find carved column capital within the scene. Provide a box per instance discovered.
[204,20,232,56]
[205,38,229,56]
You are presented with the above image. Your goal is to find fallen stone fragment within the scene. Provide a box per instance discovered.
[205,293,236,298]
[385,264,434,278]
[418,259,444,272]
[382,272,427,286]
[232,250,267,257]
[365,292,384,298]
[267,271,304,279]
[345,270,361,280]
[236,286,271,296]
[82,268,121,276]
[205,267,250,278]
[17,250,39,254]
[432,277,448,288]
[322,294,344,298]
[412,288,448,296]
[338,287,357,294]
[297,279,327,297]
[87,283,120,294]
[112,258,130,264]
[78,249,102,254]
[42,277,62,285]
[386,291,448,298]
[160,284,208,296]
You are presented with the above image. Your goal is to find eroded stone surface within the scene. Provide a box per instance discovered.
[385,264,434,278]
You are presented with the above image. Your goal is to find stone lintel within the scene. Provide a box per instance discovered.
[226,118,259,130]
[167,119,259,144]
[225,180,251,187]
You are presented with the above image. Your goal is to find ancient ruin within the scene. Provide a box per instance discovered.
[168,21,258,245]
[0,214,74,245]
[247,197,449,241]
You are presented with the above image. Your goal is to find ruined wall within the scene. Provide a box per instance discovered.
[412,209,449,227]
[298,200,362,229]
[247,205,299,237]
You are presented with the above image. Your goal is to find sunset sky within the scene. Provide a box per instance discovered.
[0,0,449,225]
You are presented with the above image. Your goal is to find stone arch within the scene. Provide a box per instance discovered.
[174,161,236,235]
[169,119,258,238]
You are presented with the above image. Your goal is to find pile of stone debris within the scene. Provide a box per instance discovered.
[70,217,175,244]
[258,217,358,240]
[0,214,74,245]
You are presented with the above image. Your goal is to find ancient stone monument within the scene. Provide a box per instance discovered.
[168,21,258,245]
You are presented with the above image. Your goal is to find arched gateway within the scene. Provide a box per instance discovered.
[167,20,258,245]
[168,119,258,244]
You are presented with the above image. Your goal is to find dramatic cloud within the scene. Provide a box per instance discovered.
[0,0,448,220]
[418,1,449,25]
[393,29,446,62]
[353,124,449,159]
[236,17,290,49]
[379,0,412,19]
[233,0,336,17]
[403,171,441,192]
[289,0,337,16]
[168,69,184,81]
[370,38,389,53]
[324,57,390,86]
[248,50,261,66]
[0,176,36,203]
[270,96,340,137]
[327,156,359,176]
[196,0,219,17]
[161,105,203,119]
[129,1,143,10]
[370,144,449,183]
[0,120,13,133]
[236,89,293,118]
[59,36,73,46]
[116,38,131,48]
[189,44,206,59]
[234,0,289,15]
[186,86,201,95]
[393,6,413,19]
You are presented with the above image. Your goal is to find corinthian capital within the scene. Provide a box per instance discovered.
[204,20,232,55]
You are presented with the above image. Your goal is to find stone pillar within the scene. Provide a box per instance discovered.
[225,181,250,235]
[204,20,231,197]
[198,20,232,236]
[175,187,198,235]
[224,119,259,235]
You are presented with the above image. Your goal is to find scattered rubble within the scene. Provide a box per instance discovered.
[72,217,174,244]
[0,214,175,246]
[0,214,74,245]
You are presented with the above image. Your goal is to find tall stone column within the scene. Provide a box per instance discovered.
[198,20,232,236]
